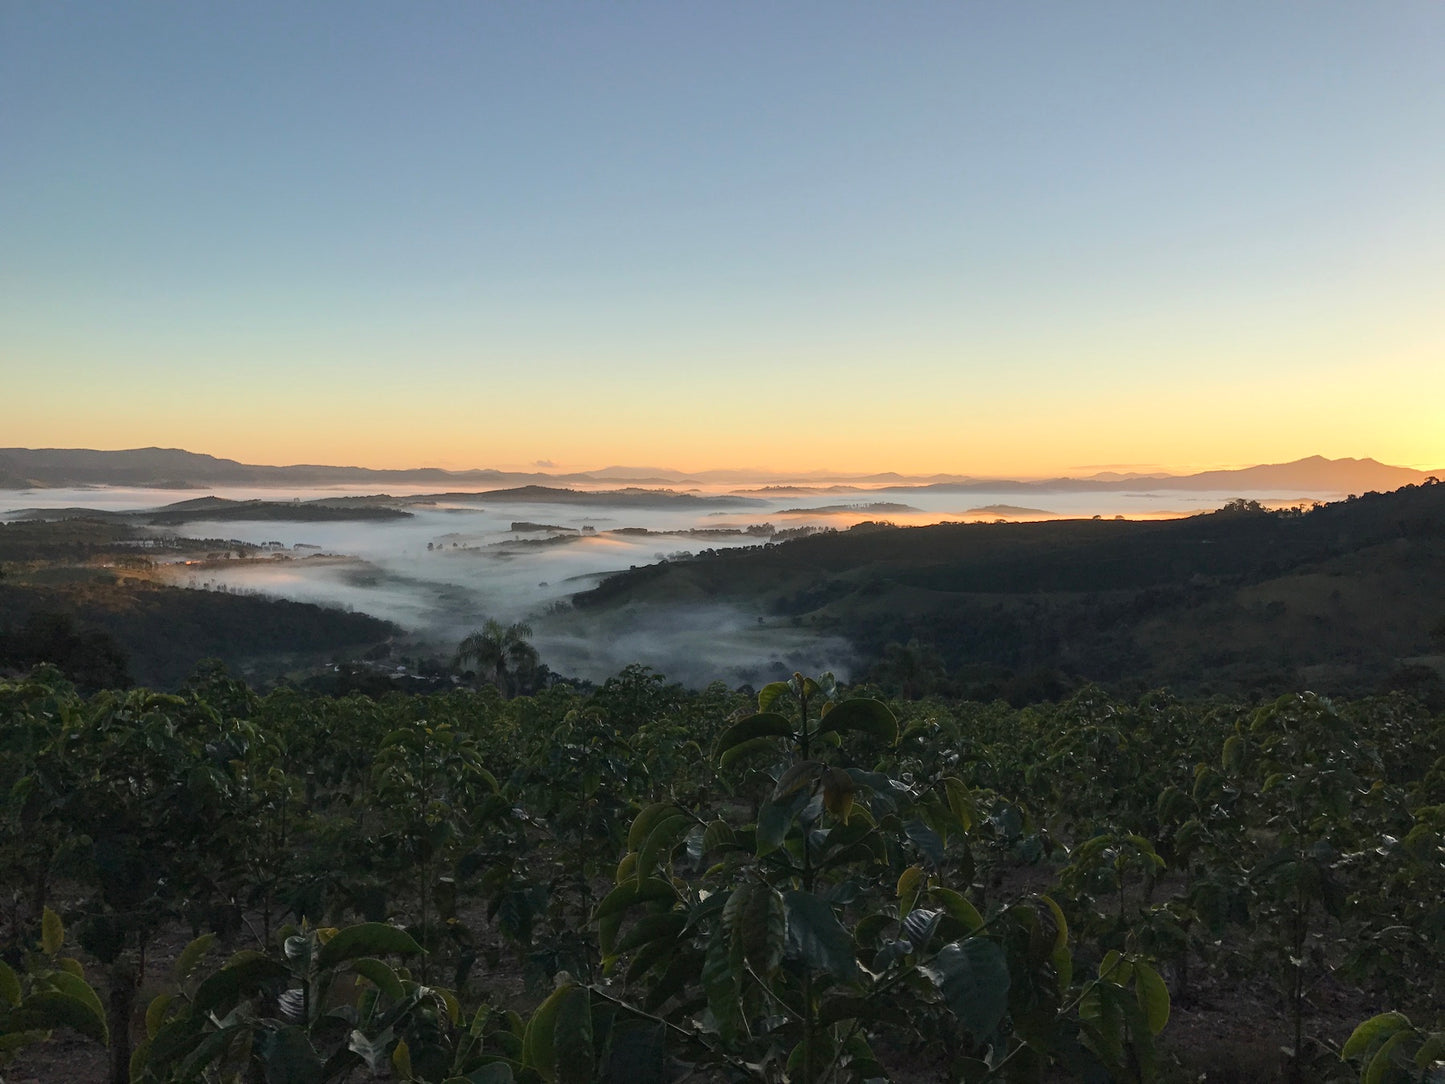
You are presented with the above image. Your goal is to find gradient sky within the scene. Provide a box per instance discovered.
[3,2,1442,476]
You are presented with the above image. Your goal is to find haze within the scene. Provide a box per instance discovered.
[0,478,1353,684]
[3,3,1443,477]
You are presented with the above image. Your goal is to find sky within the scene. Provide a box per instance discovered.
[3,2,1443,477]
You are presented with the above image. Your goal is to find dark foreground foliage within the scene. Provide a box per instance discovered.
[2,664,1442,1083]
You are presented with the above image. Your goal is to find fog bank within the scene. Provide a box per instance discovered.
[2,482,1335,685]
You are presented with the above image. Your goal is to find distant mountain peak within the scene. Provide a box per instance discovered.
[0,447,1437,493]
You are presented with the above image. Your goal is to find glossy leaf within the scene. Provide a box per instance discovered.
[522,983,571,1077]
[929,887,984,933]
[174,933,216,983]
[773,760,824,801]
[822,766,856,822]
[715,712,794,756]
[552,985,593,1084]
[627,803,682,852]
[1133,962,1170,1035]
[921,939,1011,1040]
[350,957,405,1001]
[757,682,791,713]
[616,912,687,956]
[1364,1031,1410,1084]
[1343,1012,1411,1059]
[902,908,942,952]
[12,990,109,1045]
[815,698,897,743]
[702,926,744,1043]
[316,923,422,970]
[636,814,692,885]
[756,792,807,857]
[192,952,290,1017]
[45,971,105,1032]
[145,993,173,1039]
[897,864,925,916]
[739,884,787,976]
[719,736,787,770]
[904,819,945,868]
[594,878,677,921]
[784,890,858,981]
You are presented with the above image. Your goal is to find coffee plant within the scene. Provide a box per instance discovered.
[1,664,1441,1082]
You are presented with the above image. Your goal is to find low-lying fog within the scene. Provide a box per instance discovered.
[3,482,1331,686]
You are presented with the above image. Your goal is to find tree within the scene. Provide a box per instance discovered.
[454,619,540,697]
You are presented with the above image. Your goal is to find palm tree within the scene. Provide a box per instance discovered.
[454,619,540,697]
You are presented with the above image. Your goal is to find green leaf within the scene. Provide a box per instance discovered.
[350,957,405,1001]
[192,953,290,1017]
[822,766,856,822]
[316,923,422,970]
[702,926,744,1044]
[637,814,692,885]
[0,959,20,1007]
[627,803,681,852]
[593,878,677,922]
[1415,1032,1445,1067]
[715,712,794,757]
[757,682,791,713]
[784,891,858,982]
[921,938,1011,1040]
[719,735,786,770]
[179,1025,243,1080]
[701,819,736,854]
[928,888,984,933]
[756,792,807,858]
[815,698,897,743]
[13,990,109,1045]
[902,908,943,952]
[772,760,824,801]
[615,912,687,956]
[552,985,593,1084]
[740,885,787,977]
[523,983,570,1077]
[41,907,63,956]
[45,971,105,1033]
[145,993,174,1039]
[1365,1031,1411,1084]
[174,933,216,983]
[897,865,925,915]
[625,937,679,985]
[904,819,945,868]
[1038,894,1069,955]
[941,777,975,830]
[0,1030,50,1056]
[1133,963,1170,1035]
[1343,1012,1412,1060]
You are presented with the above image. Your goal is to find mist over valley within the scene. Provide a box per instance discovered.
[5,451,1438,691]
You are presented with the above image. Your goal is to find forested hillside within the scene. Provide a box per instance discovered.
[577,483,1445,700]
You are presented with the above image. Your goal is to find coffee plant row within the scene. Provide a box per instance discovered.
[1,662,1441,1083]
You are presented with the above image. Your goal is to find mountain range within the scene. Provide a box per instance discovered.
[0,446,1437,494]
